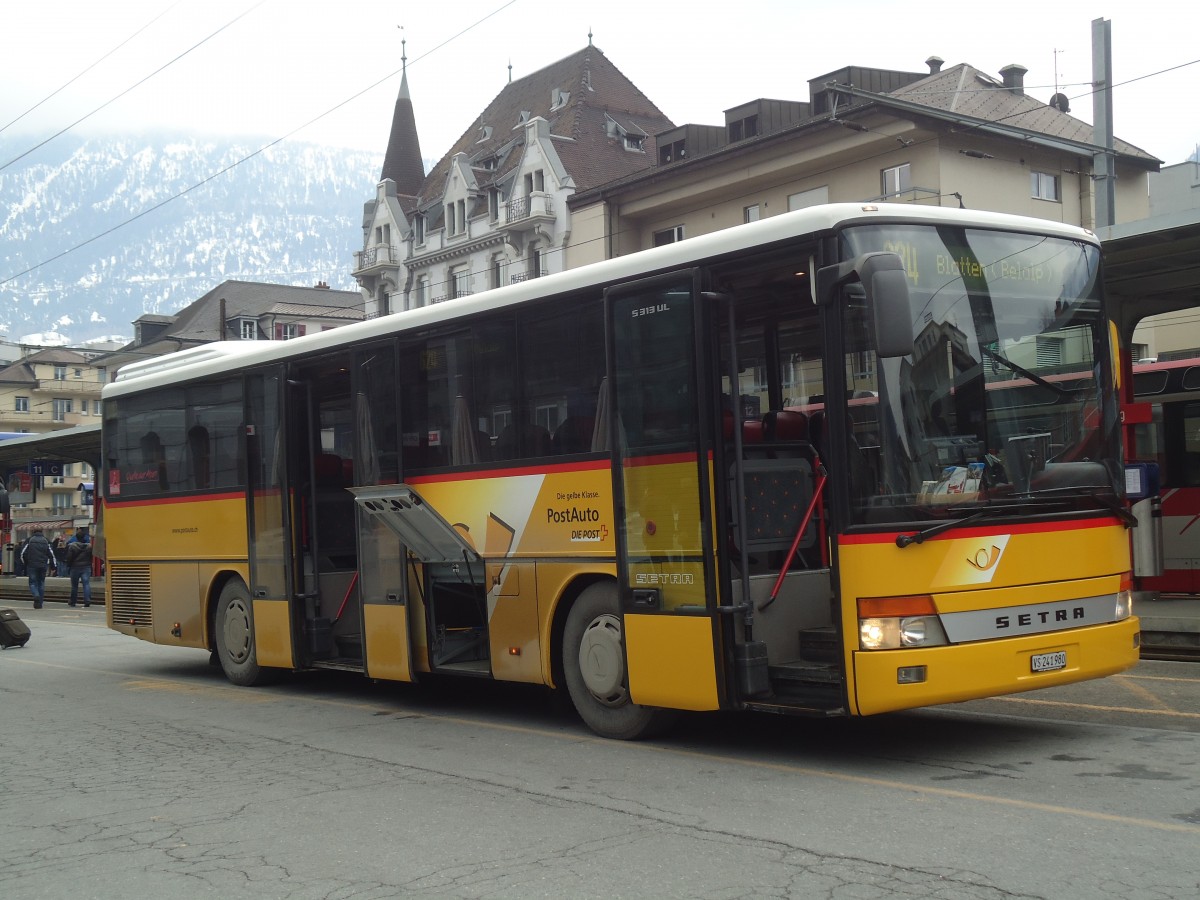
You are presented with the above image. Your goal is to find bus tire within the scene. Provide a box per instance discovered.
[562,581,674,740]
[215,579,268,686]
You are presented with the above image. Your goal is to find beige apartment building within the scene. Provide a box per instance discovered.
[565,59,1159,268]
[0,347,103,538]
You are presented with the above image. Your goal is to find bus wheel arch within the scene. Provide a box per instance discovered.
[558,578,675,740]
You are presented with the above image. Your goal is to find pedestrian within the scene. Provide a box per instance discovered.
[51,535,68,578]
[13,536,29,578]
[20,528,57,609]
[65,530,93,608]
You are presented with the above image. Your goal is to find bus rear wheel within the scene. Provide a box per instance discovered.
[215,579,269,686]
[562,582,674,740]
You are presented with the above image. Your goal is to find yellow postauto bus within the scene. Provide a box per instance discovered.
[102,203,1140,739]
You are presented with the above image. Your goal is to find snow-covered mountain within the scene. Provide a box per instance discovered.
[0,134,382,345]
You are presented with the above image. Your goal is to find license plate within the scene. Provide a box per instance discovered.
[1031,650,1067,673]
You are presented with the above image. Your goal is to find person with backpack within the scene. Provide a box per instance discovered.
[65,531,94,608]
[20,528,57,609]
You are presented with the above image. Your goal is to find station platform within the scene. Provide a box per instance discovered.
[1136,594,1200,659]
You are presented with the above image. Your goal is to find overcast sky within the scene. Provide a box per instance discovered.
[2,0,1198,169]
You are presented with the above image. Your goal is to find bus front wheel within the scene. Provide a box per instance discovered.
[562,582,673,740]
[215,579,267,686]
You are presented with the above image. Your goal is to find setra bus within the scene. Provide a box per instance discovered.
[102,203,1140,739]
[1131,356,1200,595]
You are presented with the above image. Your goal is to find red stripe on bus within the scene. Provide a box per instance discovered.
[105,490,246,508]
[839,516,1121,545]
[409,457,611,484]
[623,452,702,468]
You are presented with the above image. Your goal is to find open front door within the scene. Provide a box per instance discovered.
[604,273,724,711]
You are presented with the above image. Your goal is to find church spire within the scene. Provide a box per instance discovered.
[380,27,425,195]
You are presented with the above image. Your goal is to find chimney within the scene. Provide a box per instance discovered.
[999,64,1028,95]
[926,56,944,75]
[314,281,329,289]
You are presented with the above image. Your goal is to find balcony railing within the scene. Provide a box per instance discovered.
[510,271,548,284]
[504,193,555,225]
[353,244,400,273]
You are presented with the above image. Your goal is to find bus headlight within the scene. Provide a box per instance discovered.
[858,595,949,650]
[1115,574,1133,620]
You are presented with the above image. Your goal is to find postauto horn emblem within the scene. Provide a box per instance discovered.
[966,544,1003,572]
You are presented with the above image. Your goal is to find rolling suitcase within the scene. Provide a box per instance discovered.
[0,608,31,648]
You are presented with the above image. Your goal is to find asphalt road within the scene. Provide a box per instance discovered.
[2,604,1198,899]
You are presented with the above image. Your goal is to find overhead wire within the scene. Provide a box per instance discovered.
[0,1,267,173]
[0,0,184,138]
[0,0,517,289]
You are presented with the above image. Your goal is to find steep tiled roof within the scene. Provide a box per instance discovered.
[0,348,93,385]
[381,69,425,196]
[887,63,1159,163]
[413,45,673,210]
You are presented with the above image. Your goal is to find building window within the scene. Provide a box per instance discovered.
[744,205,761,223]
[524,169,545,196]
[415,276,428,307]
[445,204,455,236]
[53,493,71,512]
[488,188,500,222]
[653,225,685,246]
[414,214,425,244]
[52,398,73,422]
[240,320,257,340]
[97,367,107,383]
[659,139,686,165]
[15,396,29,412]
[728,115,759,142]
[491,255,504,289]
[529,246,542,279]
[1031,171,1060,201]
[54,365,67,380]
[788,186,829,210]
[451,267,471,299]
[624,134,644,152]
[882,164,912,198]
[277,323,301,340]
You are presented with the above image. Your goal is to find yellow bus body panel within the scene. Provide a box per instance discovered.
[839,521,1137,715]
[253,599,294,669]
[625,614,720,711]
[853,617,1140,715]
[106,494,250,560]
[364,603,414,682]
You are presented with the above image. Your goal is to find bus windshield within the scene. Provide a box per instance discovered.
[838,223,1118,525]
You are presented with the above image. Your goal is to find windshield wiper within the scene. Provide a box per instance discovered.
[980,344,1069,396]
[1022,486,1137,526]
[896,510,991,548]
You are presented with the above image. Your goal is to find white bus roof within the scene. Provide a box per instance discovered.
[104,203,1098,400]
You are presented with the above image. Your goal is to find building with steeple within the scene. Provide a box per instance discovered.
[353,40,673,316]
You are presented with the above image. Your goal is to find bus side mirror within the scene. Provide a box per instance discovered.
[816,252,914,359]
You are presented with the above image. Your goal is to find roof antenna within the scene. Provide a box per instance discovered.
[508,58,512,83]
[588,27,593,47]
[398,25,406,76]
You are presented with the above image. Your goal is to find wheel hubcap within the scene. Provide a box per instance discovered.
[578,614,627,707]
[223,598,252,663]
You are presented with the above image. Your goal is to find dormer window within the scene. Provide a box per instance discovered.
[239,319,257,341]
[551,88,570,110]
[477,125,493,143]
[728,114,759,142]
[517,110,531,127]
[605,114,647,153]
[414,213,425,244]
[659,139,686,165]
